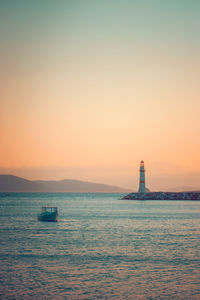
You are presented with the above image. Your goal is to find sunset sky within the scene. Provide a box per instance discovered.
[1,0,200,190]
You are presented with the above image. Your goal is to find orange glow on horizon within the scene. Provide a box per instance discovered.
[1,1,200,190]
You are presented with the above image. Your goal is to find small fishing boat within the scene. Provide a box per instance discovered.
[38,206,58,222]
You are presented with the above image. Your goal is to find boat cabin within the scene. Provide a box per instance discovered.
[41,206,58,213]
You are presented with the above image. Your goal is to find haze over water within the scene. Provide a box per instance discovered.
[0,193,200,299]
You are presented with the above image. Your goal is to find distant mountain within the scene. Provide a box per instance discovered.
[0,175,131,193]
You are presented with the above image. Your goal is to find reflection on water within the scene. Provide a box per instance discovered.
[0,193,200,299]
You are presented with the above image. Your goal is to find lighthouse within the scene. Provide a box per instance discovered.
[139,160,146,193]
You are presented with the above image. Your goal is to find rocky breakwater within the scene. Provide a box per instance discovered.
[122,191,200,200]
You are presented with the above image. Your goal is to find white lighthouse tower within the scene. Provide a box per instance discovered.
[139,160,146,193]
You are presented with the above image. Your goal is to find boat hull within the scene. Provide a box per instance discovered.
[38,211,58,222]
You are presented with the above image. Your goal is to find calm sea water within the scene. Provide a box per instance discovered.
[0,193,200,299]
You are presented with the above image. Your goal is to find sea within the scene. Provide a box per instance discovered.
[0,193,200,299]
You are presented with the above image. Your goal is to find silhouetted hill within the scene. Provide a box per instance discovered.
[0,175,131,193]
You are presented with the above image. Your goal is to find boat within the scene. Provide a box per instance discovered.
[38,206,58,222]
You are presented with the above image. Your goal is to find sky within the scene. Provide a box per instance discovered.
[0,0,200,190]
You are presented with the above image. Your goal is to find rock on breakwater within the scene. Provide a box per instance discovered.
[122,191,200,200]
